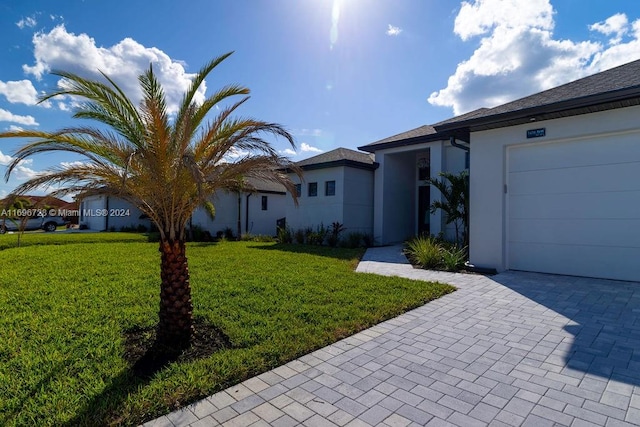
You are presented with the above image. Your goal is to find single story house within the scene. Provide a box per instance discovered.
[360,59,640,282]
[284,148,377,236]
[78,178,287,236]
[79,195,151,231]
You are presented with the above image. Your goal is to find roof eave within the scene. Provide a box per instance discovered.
[286,159,378,172]
[358,130,467,153]
[435,86,640,133]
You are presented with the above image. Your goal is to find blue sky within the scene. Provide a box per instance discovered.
[1,0,640,198]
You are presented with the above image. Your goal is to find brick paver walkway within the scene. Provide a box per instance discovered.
[143,245,640,426]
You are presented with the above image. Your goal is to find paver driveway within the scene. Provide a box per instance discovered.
[144,246,640,427]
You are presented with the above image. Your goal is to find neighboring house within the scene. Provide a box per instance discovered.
[1,195,79,224]
[284,148,377,236]
[78,195,150,231]
[79,178,287,236]
[190,178,287,237]
[361,59,640,282]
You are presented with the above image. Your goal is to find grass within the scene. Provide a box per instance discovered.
[0,233,455,426]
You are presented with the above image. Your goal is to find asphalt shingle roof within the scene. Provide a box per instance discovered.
[437,59,640,129]
[295,148,375,168]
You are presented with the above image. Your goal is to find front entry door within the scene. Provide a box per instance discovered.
[418,185,430,236]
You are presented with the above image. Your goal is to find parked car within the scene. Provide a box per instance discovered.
[0,215,68,234]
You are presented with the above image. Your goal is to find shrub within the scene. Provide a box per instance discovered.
[405,235,468,272]
[294,228,305,244]
[221,227,234,240]
[307,224,327,246]
[441,245,467,271]
[405,235,442,269]
[241,233,275,242]
[327,222,346,248]
[343,232,365,248]
[277,227,292,244]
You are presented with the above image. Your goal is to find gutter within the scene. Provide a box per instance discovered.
[449,136,469,152]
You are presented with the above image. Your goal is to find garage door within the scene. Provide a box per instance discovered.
[507,133,640,282]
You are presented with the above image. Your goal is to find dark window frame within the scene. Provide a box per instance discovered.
[325,180,336,196]
[308,182,318,197]
[261,195,268,210]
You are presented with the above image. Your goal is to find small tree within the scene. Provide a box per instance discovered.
[426,170,469,247]
[0,52,301,353]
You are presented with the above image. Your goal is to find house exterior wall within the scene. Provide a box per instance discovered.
[342,167,374,235]
[380,151,416,244]
[469,105,640,272]
[79,195,106,230]
[245,192,287,236]
[191,191,287,237]
[285,167,346,231]
[79,196,148,231]
[191,192,238,236]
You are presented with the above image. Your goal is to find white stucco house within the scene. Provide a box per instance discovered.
[79,195,150,231]
[284,148,377,235]
[190,179,287,237]
[360,59,640,282]
[78,178,287,236]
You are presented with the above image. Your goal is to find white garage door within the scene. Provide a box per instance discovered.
[507,133,640,282]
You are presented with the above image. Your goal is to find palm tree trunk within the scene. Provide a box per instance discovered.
[157,239,193,350]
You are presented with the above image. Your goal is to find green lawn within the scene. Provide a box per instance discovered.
[0,233,455,426]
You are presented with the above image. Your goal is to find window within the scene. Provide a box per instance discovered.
[295,183,301,197]
[261,196,268,210]
[325,180,336,196]
[308,182,318,197]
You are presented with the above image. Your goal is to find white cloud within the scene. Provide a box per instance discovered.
[279,148,297,156]
[60,161,87,168]
[429,1,640,115]
[0,109,38,126]
[58,102,69,111]
[16,16,37,29]
[387,24,403,36]
[293,128,323,137]
[300,143,323,153]
[22,25,204,114]
[13,159,40,180]
[590,13,628,45]
[222,147,250,162]
[0,80,39,105]
[0,150,13,165]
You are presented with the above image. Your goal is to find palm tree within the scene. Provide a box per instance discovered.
[426,170,469,247]
[0,52,299,351]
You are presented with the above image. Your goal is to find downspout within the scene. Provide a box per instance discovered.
[245,193,252,235]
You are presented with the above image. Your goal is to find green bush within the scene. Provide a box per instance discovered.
[343,232,365,248]
[327,222,346,248]
[441,245,467,271]
[241,233,276,242]
[277,226,292,243]
[405,235,468,271]
[405,235,442,269]
[294,228,305,244]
